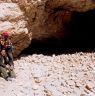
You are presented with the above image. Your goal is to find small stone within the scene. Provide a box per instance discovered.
[85,85,91,91]
[85,82,94,91]
[44,89,52,96]
[80,94,86,96]
[34,77,42,83]
[84,89,89,94]
[75,82,82,88]
[66,80,75,86]
[52,54,55,57]
[32,85,39,90]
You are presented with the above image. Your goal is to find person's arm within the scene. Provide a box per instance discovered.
[7,39,14,53]
[6,39,12,47]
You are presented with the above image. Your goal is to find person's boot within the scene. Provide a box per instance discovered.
[9,70,16,78]
[0,67,9,80]
[5,76,12,81]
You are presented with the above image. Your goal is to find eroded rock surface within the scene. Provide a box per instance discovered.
[0,3,32,57]
[18,0,95,40]
[1,0,95,12]
[45,0,95,12]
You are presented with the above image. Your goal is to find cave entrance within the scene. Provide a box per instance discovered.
[22,10,95,55]
[68,10,95,49]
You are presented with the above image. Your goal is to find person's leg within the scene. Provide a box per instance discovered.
[8,70,16,78]
[6,51,16,78]
[3,55,9,64]
[0,55,8,79]
[0,54,4,64]
[6,51,14,66]
[0,66,9,80]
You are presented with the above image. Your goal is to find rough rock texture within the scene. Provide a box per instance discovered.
[1,0,95,12]
[0,52,95,96]
[0,3,32,57]
[13,0,95,41]
[45,0,95,12]
[18,0,95,40]
[22,3,72,40]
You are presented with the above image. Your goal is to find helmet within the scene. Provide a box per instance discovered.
[1,31,9,38]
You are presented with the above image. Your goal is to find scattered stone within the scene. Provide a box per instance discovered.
[66,80,75,86]
[0,52,95,96]
[85,82,94,91]
[34,77,42,83]
[75,82,82,88]
[80,94,86,96]
[32,85,39,90]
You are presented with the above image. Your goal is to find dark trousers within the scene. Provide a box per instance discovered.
[0,54,8,79]
[5,46,14,66]
[6,51,14,65]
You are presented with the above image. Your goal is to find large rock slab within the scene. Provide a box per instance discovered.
[0,3,32,57]
[18,1,72,40]
[17,0,95,40]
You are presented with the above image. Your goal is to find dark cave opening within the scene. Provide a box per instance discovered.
[68,10,95,49]
[22,10,95,55]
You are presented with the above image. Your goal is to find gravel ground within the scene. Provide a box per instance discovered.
[0,52,95,96]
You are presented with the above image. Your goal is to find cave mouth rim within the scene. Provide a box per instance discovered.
[21,38,95,56]
[21,10,95,55]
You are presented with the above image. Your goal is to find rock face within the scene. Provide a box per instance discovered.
[0,3,32,57]
[18,0,95,40]
[45,0,95,12]
[22,3,72,40]
[0,0,95,56]
[2,0,95,11]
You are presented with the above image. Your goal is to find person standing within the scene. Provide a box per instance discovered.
[0,31,16,80]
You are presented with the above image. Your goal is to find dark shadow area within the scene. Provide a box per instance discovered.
[67,10,95,49]
[21,10,95,55]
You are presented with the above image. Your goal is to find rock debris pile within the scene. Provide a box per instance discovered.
[0,52,95,96]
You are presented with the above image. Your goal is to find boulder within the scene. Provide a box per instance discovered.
[0,3,32,57]
[17,0,95,40]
